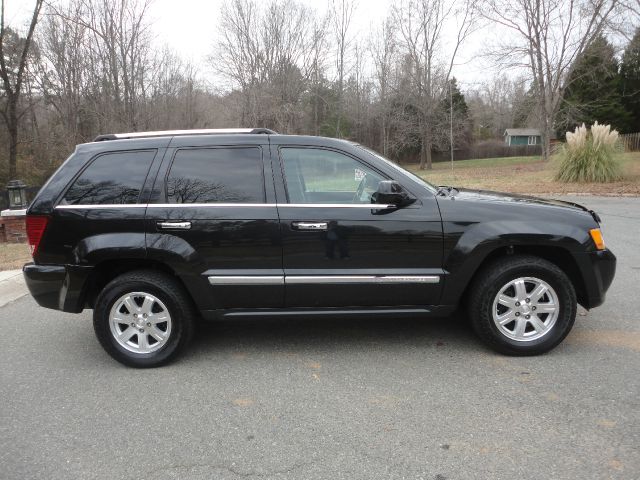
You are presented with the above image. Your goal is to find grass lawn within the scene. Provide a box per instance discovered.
[0,243,31,271]
[408,152,640,196]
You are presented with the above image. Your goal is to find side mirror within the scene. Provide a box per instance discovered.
[371,180,415,207]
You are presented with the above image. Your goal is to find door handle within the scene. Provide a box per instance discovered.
[292,221,328,231]
[157,221,191,230]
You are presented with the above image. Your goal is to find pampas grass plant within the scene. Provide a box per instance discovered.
[555,122,623,183]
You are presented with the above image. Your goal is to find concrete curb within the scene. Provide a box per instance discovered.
[0,269,28,307]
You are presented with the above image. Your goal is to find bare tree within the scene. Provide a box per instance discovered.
[48,0,155,132]
[31,0,203,157]
[371,17,396,155]
[212,0,318,132]
[480,0,619,160]
[612,1,640,41]
[214,0,262,126]
[0,0,44,178]
[467,76,530,139]
[36,0,89,148]
[146,48,203,130]
[393,0,476,169]
[330,0,356,137]
[308,14,329,135]
[261,0,314,132]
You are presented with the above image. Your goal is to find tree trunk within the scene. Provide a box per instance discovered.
[380,117,386,155]
[419,132,433,170]
[542,122,553,161]
[7,95,18,179]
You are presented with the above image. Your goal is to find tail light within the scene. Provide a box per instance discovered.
[26,215,49,257]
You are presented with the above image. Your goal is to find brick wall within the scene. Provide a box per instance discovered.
[0,214,27,243]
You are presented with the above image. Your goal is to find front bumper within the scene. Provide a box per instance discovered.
[23,263,91,313]
[576,249,616,309]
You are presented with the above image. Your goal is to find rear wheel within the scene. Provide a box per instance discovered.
[93,270,194,367]
[468,255,577,355]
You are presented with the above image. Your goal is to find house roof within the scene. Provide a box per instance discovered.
[504,128,541,137]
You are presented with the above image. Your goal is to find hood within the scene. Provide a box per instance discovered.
[447,188,599,221]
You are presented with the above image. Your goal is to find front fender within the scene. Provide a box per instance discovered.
[440,220,592,305]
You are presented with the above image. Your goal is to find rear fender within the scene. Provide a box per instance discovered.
[73,233,147,265]
[145,232,212,310]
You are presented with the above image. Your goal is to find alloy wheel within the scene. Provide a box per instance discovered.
[109,291,172,354]
[491,277,559,342]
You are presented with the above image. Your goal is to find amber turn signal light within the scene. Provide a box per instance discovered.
[589,228,605,250]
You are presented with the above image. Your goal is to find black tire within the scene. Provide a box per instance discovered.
[467,255,577,355]
[93,270,195,368]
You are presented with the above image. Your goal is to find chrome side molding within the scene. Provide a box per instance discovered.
[208,275,440,286]
[56,203,398,210]
[285,275,440,284]
[55,204,146,209]
[208,276,285,285]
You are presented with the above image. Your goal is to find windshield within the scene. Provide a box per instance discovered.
[354,145,438,194]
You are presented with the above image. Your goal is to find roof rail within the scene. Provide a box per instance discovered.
[93,128,277,142]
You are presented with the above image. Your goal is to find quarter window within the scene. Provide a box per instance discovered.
[62,150,155,205]
[280,147,384,204]
[166,147,264,204]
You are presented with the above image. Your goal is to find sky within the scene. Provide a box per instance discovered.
[4,0,493,88]
[152,0,385,62]
[150,0,492,85]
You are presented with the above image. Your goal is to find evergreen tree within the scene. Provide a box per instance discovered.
[620,28,640,133]
[449,78,470,117]
[437,78,472,151]
[557,36,632,136]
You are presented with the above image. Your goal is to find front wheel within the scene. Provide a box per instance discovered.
[467,255,577,355]
[93,270,195,367]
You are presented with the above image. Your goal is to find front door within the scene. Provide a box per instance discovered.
[273,144,443,308]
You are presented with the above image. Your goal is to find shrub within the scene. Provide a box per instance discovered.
[555,122,623,183]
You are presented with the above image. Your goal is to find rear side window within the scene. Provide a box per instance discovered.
[166,147,264,203]
[62,150,156,205]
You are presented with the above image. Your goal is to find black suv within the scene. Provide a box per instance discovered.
[23,129,616,367]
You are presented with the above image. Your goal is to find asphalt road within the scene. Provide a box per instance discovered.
[1,196,639,480]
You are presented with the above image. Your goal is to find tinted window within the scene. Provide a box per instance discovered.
[280,147,384,204]
[166,148,264,203]
[62,150,155,205]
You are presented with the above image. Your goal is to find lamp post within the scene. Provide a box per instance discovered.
[6,180,28,210]
[450,80,454,173]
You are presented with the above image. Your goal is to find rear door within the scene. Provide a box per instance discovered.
[145,135,283,313]
[271,140,443,308]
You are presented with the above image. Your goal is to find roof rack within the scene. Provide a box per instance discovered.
[93,128,277,142]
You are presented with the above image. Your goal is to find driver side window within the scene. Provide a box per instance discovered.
[280,147,384,204]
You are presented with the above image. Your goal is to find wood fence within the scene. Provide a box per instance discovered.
[621,132,640,151]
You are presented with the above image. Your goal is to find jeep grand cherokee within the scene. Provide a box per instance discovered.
[23,129,616,367]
